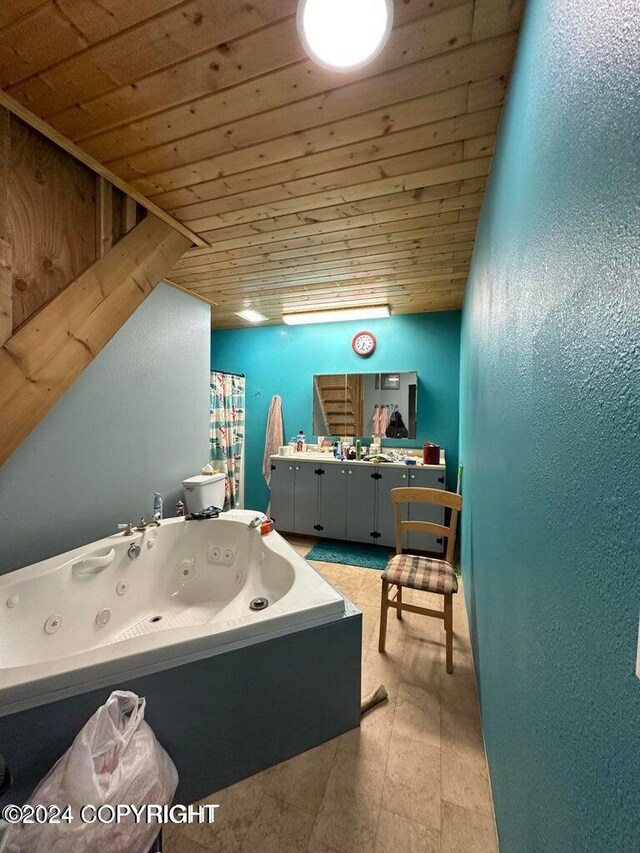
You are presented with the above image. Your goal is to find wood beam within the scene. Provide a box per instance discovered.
[95,176,113,258]
[0,106,11,344]
[0,214,190,467]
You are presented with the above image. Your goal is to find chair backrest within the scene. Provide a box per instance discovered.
[390,487,463,563]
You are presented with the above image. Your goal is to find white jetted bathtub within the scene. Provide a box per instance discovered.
[0,510,346,716]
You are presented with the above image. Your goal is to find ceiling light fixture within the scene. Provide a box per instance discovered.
[235,309,269,323]
[297,0,394,72]
[282,305,390,326]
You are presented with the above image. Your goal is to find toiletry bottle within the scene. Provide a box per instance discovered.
[296,430,305,452]
[355,438,362,461]
[175,500,185,517]
[153,492,163,520]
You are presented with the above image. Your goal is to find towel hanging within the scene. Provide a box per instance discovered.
[263,395,283,485]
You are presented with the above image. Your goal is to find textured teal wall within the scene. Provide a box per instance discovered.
[459,1,640,852]
[0,285,211,574]
[212,311,460,511]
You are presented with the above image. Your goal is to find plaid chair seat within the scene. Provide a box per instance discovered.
[382,553,458,595]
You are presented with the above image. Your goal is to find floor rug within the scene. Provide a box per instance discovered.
[305,539,392,570]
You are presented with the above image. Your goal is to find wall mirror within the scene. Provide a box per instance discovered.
[313,372,418,439]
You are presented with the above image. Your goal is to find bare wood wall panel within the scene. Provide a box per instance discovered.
[0,214,190,467]
[0,106,11,344]
[9,117,97,330]
[0,0,525,327]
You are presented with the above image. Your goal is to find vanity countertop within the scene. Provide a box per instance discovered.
[269,453,445,471]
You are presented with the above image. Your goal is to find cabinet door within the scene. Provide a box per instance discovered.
[293,462,320,536]
[345,465,377,544]
[375,467,410,548]
[269,460,295,533]
[318,464,347,540]
[406,468,446,554]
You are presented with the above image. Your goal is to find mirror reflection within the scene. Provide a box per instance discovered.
[313,372,417,439]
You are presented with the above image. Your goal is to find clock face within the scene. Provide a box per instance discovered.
[352,331,376,357]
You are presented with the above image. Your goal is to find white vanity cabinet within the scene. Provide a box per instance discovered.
[269,456,446,555]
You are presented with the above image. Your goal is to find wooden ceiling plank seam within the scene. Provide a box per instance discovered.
[171,217,479,268]
[12,0,458,128]
[0,1,49,31]
[141,84,476,206]
[173,251,476,289]
[183,157,492,234]
[174,140,467,224]
[186,267,472,296]
[108,31,517,183]
[174,228,479,275]
[164,111,501,219]
[141,73,502,204]
[0,89,207,247]
[146,83,473,208]
[188,184,487,252]
[47,0,469,142]
[169,134,492,230]
[83,3,476,164]
[6,0,299,118]
[221,283,469,303]
[190,266,471,294]
[0,0,190,90]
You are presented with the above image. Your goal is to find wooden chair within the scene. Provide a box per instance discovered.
[378,487,463,673]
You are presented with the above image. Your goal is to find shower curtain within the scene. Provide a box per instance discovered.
[210,371,245,510]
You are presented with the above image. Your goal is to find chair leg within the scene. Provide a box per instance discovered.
[444,593,453,674]
[378,579,389,653]
[396,584,403,620]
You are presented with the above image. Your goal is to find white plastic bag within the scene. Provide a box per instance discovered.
[2,691,178,853]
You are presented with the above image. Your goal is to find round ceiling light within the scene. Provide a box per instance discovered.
[297,0,394,72]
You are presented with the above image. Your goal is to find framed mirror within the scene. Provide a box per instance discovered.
[313,372,417,439]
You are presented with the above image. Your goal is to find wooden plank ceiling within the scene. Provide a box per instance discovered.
[0,0,523,328]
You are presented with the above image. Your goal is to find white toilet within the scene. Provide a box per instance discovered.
[182,473,226,514]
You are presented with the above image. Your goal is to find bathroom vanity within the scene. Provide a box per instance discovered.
[269,454,447,553]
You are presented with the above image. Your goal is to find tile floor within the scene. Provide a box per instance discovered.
[165,538,497,853]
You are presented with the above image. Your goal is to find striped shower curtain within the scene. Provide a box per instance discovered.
[210,371,245,510]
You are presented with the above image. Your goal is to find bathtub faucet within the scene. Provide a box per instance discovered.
[248,515,266,530]
[136,514,161,531]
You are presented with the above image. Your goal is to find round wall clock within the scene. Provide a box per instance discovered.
[352,330,376,357]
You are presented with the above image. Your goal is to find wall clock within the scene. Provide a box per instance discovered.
[352,330,376,357]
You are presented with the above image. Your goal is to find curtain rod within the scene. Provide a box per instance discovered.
[212,369,245,378]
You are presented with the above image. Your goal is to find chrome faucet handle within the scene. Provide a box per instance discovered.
[248,514,266,529]
[118,523,135,536]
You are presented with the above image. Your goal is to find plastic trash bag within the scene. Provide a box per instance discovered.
[1,691,178,853]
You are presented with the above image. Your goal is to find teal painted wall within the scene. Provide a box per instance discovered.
[212,311,460,511]
[459,1,640,852]
[0,285,211,574]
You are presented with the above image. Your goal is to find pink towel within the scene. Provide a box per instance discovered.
[263,395,283,484]
[371,406,381,437]
[378,406,389,437]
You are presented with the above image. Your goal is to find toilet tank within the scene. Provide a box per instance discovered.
[182,473,226,513]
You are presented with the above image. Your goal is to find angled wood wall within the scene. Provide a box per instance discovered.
[0,214,190,466]
[0,109,149,336]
